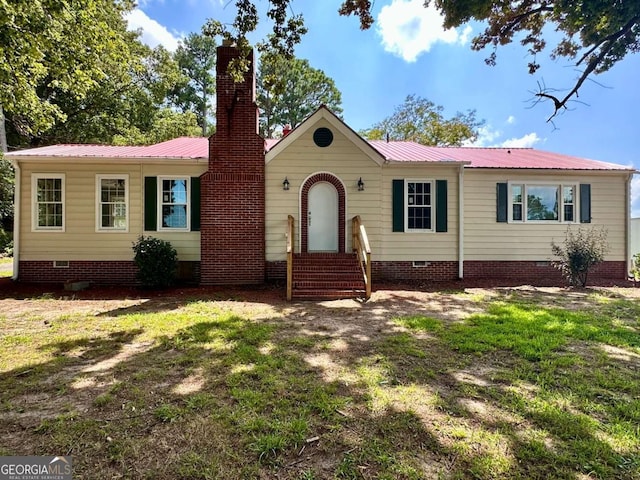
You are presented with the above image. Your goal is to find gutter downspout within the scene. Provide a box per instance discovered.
[458,164,464,279]
[626,173,632,276]
[11,159,20,280]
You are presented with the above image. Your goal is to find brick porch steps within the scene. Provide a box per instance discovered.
[292,253,366,300]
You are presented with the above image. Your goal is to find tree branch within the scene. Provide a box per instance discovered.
[537,13,640,121]
[500,4,554,36]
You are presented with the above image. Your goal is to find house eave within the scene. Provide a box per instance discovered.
[6,156,209,165]
[466,166,635,174]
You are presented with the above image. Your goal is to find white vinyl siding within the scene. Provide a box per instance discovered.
[19,161,206,261]
[96,174,128,231]
[465,171,628,261]
[32,174,65,231]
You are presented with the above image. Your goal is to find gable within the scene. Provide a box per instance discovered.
[265,107,384,166]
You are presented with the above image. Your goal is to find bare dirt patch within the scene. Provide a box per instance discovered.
[1,278,639,478]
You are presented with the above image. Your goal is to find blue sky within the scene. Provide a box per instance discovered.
[126,0,640,215]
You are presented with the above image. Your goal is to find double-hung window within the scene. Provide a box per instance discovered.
[509,183,577,223]
[32,174,65,231]
[96,175,128,231]
[159,177,190,230]
[406,180,434,231]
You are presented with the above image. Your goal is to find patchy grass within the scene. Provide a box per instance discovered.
[0,287,639,479]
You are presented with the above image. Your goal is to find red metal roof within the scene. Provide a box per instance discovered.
[7,136,210,159]
[367,141,632,170]
[8,136,632,171]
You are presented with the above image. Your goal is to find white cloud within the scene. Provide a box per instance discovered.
[631,175,640,218]
[468,125,502,147]
[124,9,181,52]
[470,127,542,149]
[506,115,516,125]
[377,0,472,62]
[497,132,542,148]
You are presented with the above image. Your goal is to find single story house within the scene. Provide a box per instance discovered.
[6,46,636,298]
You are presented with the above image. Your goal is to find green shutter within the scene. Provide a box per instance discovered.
[190,177,201,231]
[435,180,448,232]
[392,179,404,232]
[580,184,591,223]
[144,176,157,231]
[496,183,508,222]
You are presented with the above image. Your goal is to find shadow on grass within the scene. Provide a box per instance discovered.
[0,288,638,478]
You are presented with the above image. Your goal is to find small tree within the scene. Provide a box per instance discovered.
[132,236,178,288]
[551,226,608,287]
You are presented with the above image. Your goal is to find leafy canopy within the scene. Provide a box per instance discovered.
[0,0,139,137]
[257,56,343,138]
[2,0,200,147]
[360,95,484,146]
[206,1,640,121]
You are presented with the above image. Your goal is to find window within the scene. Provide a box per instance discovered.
[32,174,64,231]
[406,180,434,231]
[159,177,189,230]
[96,175,128,231]
[508,183,577,223]
[512,184,523,221]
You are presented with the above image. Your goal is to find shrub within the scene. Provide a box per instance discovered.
[551,226,608,287]
[132,236,177,288]
[630,253,640,283]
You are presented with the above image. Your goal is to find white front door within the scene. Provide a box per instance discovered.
[308,182,339,252]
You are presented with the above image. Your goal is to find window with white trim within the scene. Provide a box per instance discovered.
[32,174,65,230]
[159,177,189,230]
[96,175,128,231]
[509,183,577,223]
[406,180,434,231]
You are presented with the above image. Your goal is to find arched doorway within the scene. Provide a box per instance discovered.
[301,173,346,253]
[308,182,338,251]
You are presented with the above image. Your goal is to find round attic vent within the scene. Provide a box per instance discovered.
[313,127,333,147]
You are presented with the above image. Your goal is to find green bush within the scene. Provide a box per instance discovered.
[630,253,640,282]
[551,226,608,287]
[0,229,12,257]
[132,236,177,288]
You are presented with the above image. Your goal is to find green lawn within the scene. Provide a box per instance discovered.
[0,287,638,479]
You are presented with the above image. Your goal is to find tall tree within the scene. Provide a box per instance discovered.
[170,33,217,136]
[361,95,483,146]
[204,1,640,121]
[8,42,199,147]
[0,0,139,142]
[257,56,343,138]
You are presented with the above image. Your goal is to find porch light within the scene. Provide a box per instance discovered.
[282,177,290,191]
[357,177,365,191]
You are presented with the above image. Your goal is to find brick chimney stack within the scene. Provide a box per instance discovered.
[200,45,265,285]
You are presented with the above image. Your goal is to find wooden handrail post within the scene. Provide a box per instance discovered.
[352,215,372,300]
[286,215,294,301]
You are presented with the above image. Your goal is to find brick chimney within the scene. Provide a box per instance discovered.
[200,45,265,285]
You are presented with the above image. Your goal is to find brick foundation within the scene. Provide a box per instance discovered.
[270,259,627,285]
[372,261,459,282]
[463,260,626,281]
[18,260,138,285]
[17,260,201,285]
[266,261,287,280]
